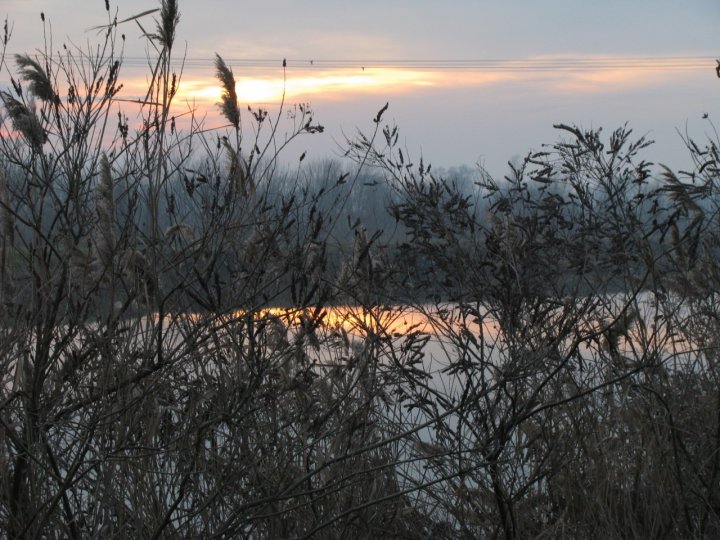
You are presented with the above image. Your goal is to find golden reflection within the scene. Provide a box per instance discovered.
[159,296,685,364]
[233,304,500,341]
[255,305,437,337]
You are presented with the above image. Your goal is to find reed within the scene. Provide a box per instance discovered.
[215,53,240,130]
[14,54,57,103]
[95,154,115,270]
[1,1,719,538]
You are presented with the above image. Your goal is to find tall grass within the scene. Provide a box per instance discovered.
[1,2,719,538]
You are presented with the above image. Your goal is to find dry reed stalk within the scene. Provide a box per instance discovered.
[0,167,12,303]
[0,167,13,246]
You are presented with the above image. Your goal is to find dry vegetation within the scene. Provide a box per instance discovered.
[1,2,720,538]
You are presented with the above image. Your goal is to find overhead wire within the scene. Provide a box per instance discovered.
[9,54,716,72]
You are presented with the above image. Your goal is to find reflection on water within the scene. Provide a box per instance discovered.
[246,304,498,341]
[152,291,694,373]
[251,305,437,337]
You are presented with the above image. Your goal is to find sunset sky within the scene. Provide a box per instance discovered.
[2,1,718,175]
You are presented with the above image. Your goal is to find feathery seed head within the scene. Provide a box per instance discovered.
[15,54,58,103]
[164,223,194,243]
[223,138,254,196]
[0,91,46,151]
[97,154,114,220]
[215,54,240,129]
[95,154,115,267]
[159,0,180,49]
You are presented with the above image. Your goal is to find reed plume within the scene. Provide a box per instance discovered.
[156,0,180,49]
[95,154,115,268]
[0,91,46,151]
[223,138,254,196]
[215,54,240,129]
[15,54,58,103]
[164,223,194,245]
[660,165,703,214]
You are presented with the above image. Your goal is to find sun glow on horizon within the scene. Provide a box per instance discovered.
[176,68,441,104]
[170,55,703,107]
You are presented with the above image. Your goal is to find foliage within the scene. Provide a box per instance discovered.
[1,3,719,539]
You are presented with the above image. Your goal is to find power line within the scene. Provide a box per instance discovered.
[10,53,717,72]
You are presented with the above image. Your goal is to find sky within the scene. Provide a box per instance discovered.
[2,0,719,176]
